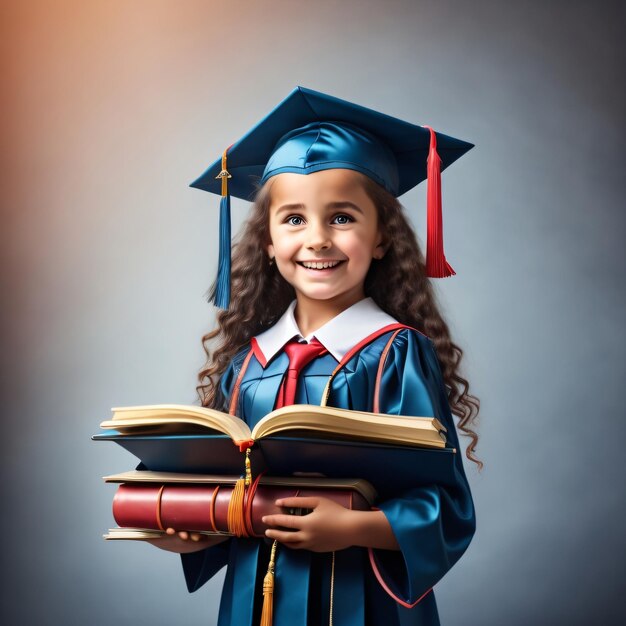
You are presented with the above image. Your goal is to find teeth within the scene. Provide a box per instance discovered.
[301,260,341,269]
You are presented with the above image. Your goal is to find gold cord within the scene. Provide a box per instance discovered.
[245,447,252,486]
[329,551,335,626]
[216,148,232,197]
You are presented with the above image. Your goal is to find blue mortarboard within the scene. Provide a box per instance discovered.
[191,86,474,308]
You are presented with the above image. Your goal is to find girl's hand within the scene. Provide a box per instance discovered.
[262,496,354,552]
[147,527,228,554]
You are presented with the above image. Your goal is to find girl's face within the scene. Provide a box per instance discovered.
[266,169,384,310]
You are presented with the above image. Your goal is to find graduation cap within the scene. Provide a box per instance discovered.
[191,86,474,308]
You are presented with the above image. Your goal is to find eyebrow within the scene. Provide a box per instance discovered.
[274,201,365,216]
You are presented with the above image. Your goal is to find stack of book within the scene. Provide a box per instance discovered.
[94,403,456,540]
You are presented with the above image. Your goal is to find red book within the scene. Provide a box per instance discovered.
[108,471,376,538]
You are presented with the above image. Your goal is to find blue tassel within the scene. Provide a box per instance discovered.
[212,192,231,309]
[211,147,233,309]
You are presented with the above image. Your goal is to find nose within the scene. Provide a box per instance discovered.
[305,222,332,251]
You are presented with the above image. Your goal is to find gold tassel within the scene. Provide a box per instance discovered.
[227,449,252,537]
[260,540,278,626]
[227,476,246,536]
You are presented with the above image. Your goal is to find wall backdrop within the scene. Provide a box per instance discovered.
[2,1,624,624]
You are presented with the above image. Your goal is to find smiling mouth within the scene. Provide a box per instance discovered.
[297,260,345,270]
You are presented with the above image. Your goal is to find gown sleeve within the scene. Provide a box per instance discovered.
[180,350,246,592]
[368,329,476,607]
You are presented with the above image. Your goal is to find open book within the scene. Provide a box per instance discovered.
[95,404,458,495]
[100,403,447,449]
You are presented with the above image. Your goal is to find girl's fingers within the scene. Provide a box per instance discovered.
[265,528,304,543]
[163,528,207,542]
[262,514,303,529]
[275,496,319,509]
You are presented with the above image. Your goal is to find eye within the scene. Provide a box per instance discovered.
[286,215,305,226]
[332,214,354,225]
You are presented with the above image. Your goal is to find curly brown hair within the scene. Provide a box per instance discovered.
[197,173,482,469]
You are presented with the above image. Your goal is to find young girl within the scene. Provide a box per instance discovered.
[151,87,480,626]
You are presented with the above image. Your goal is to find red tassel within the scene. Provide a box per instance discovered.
[238,439,255,453]
[424,126,455,278]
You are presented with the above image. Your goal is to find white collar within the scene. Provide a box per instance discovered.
[254,297,398,363]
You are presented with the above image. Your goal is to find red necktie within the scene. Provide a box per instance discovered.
[276,338,328,408]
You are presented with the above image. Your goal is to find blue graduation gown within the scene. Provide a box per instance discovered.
[181,328,475,625]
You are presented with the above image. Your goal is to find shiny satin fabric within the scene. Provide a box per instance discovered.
[261,121,400,195]
[181,328,475,626]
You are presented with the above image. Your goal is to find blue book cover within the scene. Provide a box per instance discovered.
[93,430,458,498]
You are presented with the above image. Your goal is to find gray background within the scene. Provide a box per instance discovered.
[2,1,624,624]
